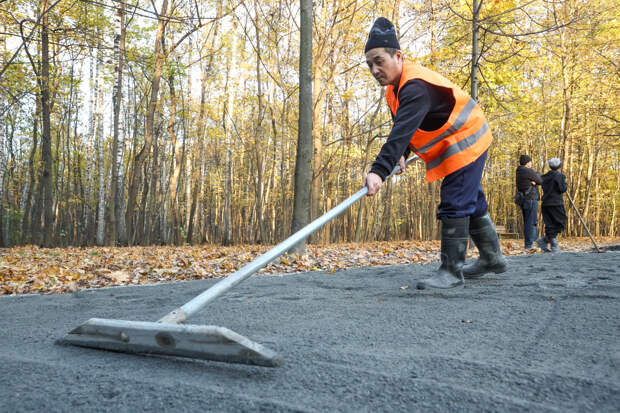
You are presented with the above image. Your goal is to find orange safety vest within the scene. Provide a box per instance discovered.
[386,62,492,182]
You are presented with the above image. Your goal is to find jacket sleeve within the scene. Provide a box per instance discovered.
[523,167,542,185]
[557,173,568,193]
[370,80,431,180]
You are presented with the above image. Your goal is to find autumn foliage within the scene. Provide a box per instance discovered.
[1,0,618,250]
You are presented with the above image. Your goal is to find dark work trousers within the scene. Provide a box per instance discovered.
[521,199,538,248]
[542,205,567,239]
[437,150,488,219]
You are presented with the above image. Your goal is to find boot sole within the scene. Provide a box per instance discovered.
[463,264,507,279]
[535,240,550,252]
[416,280,464,290]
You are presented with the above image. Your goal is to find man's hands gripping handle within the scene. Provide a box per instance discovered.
[363,155,419,196]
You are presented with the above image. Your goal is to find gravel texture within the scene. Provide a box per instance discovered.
[1,249,619,412]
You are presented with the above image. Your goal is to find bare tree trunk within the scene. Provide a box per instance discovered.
[0,22,6,246]
[309,2,327,244]
[95,36,106,246]
[559,54,572,176]
[187,56,209,244]
[427,1,440,239]
[0,29,6,247]
[222,78,233,245]
[290,0,313,254]
[354,96,383,242]
[310,73,322,244]
[22,94,39,244]
[186,6,221,243]
[0,22,5,64]
[82,47,96,244]
[109,0,126,245]
[470,0,480,101]
[610,166,619,237]
[0,123,8,247]
[167,70,183,245]
[221,22,239,245]
[71,101,82,243]
[125,0,169,244]
[184,57,192,235]
[39,0,54,247]
[60,61,76,245]
[253,2,266,244]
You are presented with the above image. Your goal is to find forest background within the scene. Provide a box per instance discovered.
[0,0,618,250]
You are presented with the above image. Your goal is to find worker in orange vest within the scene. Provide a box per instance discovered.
[362,17,507,289]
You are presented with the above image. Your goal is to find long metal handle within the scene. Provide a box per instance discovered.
[566,192,601,253]
[159,155,419,323]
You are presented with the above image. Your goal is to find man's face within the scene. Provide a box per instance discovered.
[365,48,403,87]
[526,161,532,168]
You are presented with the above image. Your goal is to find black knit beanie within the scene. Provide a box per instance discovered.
[365,17,400,53]
[519,154,531,165]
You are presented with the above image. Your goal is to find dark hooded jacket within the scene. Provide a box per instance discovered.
[541,170,568,206]
[515,165,542,200]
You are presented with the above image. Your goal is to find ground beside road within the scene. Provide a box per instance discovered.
[1,248,619,412]
[0,238,612,295]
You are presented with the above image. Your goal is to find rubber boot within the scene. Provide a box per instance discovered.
[416,217,468,290]
[549,237,560,253]
[462,214,508,279]
[536,237,551,252]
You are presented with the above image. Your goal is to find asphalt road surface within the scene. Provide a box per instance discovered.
[1,249,619,412]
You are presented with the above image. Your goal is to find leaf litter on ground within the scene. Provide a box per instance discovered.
[0,238,614,295]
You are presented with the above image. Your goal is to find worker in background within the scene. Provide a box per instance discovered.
[536,158,568,252]
[515,154,542,250]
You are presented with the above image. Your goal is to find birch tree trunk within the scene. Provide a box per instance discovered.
[82,47,97,243]
[610,169,618,237]
[0,124,6,247]
[109,0,126,245]
[184,51,192,233]
[95,37,106,246]
[222,75,233,245]
[0,26,6,247]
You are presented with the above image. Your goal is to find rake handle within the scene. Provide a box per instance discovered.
[566,192,601,253]
[159,155,419,324]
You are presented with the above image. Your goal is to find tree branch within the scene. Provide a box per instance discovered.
[0,0,63,79]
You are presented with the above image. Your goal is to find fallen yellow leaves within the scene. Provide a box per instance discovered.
[109,270,131,282]
[0,237,608,295]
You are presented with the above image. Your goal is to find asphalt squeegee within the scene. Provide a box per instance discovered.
[58,156,419,367]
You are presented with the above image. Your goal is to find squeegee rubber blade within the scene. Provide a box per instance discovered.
[58,318,283,367]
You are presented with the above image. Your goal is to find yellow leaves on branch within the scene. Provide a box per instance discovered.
[0,238,601,295]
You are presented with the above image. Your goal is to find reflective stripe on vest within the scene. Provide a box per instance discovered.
[385,62,492,182]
